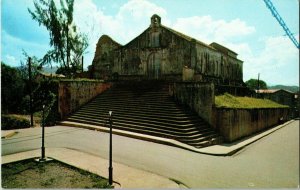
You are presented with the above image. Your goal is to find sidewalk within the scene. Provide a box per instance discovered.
[2,148,180,188]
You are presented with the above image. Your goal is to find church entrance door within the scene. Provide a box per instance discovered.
[147,52,161,80]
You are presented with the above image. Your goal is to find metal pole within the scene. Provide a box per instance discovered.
[108,111,113,185]
[82,56,84,73]
[257,73,260,91]
[28,57,34,127]
[41,105,45,160]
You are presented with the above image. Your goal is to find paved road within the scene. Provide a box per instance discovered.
[2,120,299,188]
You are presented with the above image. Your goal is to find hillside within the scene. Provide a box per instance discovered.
[268,85,299,93]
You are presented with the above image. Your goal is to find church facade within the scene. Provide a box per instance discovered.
[90,14,244,86]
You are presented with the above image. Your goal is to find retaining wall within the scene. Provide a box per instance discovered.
[169,82,214,125]
[58,81,112,119]
[212,108,289,142]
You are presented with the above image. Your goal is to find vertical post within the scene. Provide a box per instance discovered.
[108,111,113,185]
[82,56,84,73]
[67,25,70,69]
[28,57,34,127]
[41,105,45,160]
[257,73,260,91]
[256,73,260,98]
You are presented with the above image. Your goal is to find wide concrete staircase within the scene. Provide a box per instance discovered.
[60,81,223,149]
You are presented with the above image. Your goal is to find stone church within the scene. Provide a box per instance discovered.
[90,14,244,86]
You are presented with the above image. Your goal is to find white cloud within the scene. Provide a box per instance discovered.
[1,30,48,67]
[72,0,298,86]
[172,15,255,44]
[117,0,168,22]
[73,0,170,67]
[243,35,299,86]
[5,54,17,66]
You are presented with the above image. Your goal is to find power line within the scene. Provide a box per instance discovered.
[263,0,300,49]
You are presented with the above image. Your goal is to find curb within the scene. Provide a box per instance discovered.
[59,119,295,156]
[1,131,18,139]
[199,119,296,156]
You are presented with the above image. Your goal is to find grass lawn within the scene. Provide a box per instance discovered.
[215,93,289,109]
[2,159,112,189]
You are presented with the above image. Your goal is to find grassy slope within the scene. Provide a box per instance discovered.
[215,93,289,109]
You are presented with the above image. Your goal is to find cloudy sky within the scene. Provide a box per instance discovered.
[1,0,299,86]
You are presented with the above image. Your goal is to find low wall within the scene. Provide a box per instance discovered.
[169,82,214,125]
[58,80,112,119]
[213,108,289,142]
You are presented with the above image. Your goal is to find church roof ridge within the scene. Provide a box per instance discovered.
[98,34,122,46]
[160,24,217,51]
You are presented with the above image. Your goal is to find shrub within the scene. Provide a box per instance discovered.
[1,115,31,130]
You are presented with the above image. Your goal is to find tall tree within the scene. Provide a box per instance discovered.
[245,79,268,90]
[28,0,88,76]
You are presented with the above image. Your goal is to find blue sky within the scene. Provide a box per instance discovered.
[1,0,299,86]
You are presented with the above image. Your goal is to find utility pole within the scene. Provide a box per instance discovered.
[257,73,260,98]
[28,57,34,127]
[67,24,70,73]
[257,73,260,91]
[41,105,45,161]
[108,111,113,185]
[82,56,84,73]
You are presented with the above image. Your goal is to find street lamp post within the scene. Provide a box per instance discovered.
[108,111,113,185]
[41,104,45,161]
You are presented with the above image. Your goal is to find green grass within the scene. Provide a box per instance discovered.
[215,93,289,109]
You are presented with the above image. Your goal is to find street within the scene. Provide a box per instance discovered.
[2,120,299,188]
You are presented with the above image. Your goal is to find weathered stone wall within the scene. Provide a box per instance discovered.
[91,35,121,79]
[58,81,112,119]
[90,14,244,85]
[169,82,215,125]
[212,108,289,142]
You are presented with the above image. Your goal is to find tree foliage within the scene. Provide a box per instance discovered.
[245,79,268,90]
[1,62,25,113]
[19,51,42,81]
[28,0,88,77]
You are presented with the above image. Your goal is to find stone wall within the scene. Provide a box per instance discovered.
[90,14,244,85]
[58,81,112,119]
[212,108,289,142]
[169,82,215,125]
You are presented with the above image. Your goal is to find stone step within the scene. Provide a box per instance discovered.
[74,109,200,121]
[78,104,193,116]
[66,117,207,137]
[70,111,202,125]
[67,115,209,134]
[62,81,223,149]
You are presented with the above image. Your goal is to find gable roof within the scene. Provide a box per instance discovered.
[121,14,240,60]
[161,25,219,51]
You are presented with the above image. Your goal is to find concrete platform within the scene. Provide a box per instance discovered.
[2,148,181,188]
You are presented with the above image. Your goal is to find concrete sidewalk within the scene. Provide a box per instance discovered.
[2,148,181,188]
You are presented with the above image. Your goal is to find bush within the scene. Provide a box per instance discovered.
[1,63,25,113]
[1,115,31,130]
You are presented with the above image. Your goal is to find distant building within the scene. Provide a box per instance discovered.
[36,71,65,81]
[256,89,298,118]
